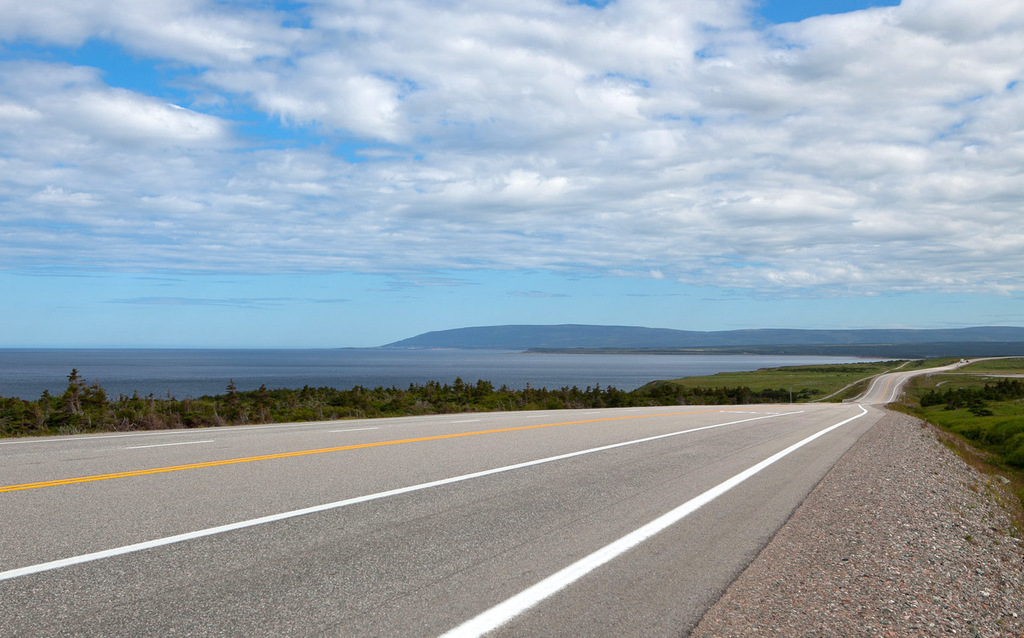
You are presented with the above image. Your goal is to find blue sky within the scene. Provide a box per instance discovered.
[1,0,1022,348]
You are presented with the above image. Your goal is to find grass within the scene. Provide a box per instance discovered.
[901,357,962,370]
[908,401,1024,466]
[899,359,1024,528]
[902,363,1024,468]
[959,357,1024,374]
[649,360,908,402]
[930,420,1024,534]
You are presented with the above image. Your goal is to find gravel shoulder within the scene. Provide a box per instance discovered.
[691,409,1024,637]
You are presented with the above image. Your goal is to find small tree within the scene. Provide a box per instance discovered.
[64,368,84,415]
[255,383,271,423]
[221,379,241,423]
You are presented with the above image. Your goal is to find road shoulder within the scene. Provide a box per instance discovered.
[691,409,1023,637]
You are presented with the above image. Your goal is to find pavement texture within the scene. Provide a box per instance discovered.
[692,410,1024,638]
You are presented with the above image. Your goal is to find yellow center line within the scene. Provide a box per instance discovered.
[879,374,901,402]
[1,409,732,494]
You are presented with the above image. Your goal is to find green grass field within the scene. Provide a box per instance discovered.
[647,360,909,402]
[902,362,1024,518]
[959,357,1024,374]
[904,359,1024,470]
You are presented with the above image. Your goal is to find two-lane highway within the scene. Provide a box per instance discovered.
[855,358,977,404]
[2,403,881,636]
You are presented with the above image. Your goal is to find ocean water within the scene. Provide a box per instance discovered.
[0,349,876,400]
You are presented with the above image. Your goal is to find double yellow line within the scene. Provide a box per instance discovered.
[1,409,718,494]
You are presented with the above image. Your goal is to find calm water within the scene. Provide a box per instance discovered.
[0,349,876,400]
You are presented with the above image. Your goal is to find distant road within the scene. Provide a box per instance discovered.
[854,358,978,404]
[0,369,947,636]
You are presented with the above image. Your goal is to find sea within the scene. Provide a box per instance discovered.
[0,349,877,401]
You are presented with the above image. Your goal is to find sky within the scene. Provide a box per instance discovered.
[0,0,1022,348]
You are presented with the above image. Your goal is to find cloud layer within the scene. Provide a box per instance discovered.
[1,0,1022,295]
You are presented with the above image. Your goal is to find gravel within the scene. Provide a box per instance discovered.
[691,410,1024,637]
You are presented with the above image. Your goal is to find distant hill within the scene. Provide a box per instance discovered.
[382,324,1024,351]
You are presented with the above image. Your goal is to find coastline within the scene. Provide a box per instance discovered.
[526,343,1024,358]
[0,349,872,401]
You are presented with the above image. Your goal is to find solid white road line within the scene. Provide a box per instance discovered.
[0,419,366,446]
[0,431,212,446]
[125,440,214,450]
[438,404,869,638]
[0,410,798,582]
[327,427,380,433]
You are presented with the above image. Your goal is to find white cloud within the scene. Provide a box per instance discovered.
[140,195,205,214]
[0,0,300,64]
[0,0,1021,296]
[70,91,227,145]
[0,61,229,149]
[898,0,1024,42]
[28,185,101,208]
[0,101,42,122]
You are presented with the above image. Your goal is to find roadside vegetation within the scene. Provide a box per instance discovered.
[640,360,909,403]
[1,362,900,438]
[899,358,1024,515]
[5,357,1015,446]
[902,359,1024,469]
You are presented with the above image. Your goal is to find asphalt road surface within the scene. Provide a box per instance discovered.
[854,358,972,404]
[3,399,887,636]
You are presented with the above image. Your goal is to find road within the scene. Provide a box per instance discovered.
[1,375,929,636]
[854,358,974,404]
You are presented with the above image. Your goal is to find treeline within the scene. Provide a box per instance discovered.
[2,369,805,437]
[920,378,1024,416]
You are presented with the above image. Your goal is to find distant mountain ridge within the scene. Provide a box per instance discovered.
[383,324,1024,350]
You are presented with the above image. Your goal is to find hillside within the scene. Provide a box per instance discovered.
[382,324,1024,351]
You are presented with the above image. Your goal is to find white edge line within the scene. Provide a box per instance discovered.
[0,424,290,445]
[438,404,869,638]
[0,430,208,445]
[327,427,379,433]
[125,440,214,450]
[0,410,801,582]
[0,419,384,446]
